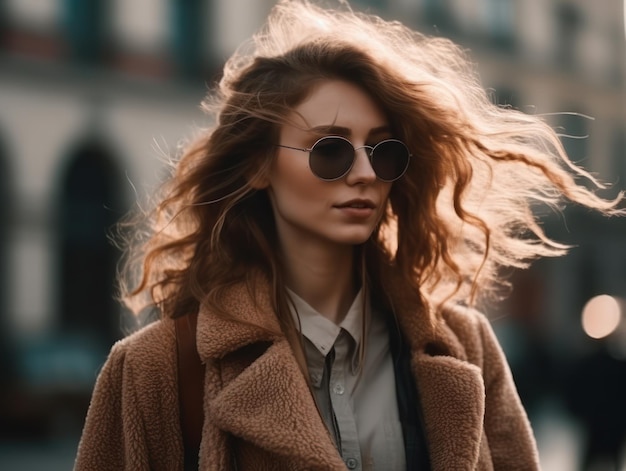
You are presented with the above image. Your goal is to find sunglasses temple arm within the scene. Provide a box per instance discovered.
[276,144,310,153]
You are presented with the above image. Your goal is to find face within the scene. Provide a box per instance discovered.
[263,79,394,252]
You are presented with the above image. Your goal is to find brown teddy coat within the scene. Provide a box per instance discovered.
[74,280,540,470]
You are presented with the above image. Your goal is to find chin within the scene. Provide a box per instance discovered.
[334,231,374,246]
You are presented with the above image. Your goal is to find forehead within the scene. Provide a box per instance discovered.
[286,80,389,133]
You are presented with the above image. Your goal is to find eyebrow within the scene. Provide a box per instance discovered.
[307,125,392,138]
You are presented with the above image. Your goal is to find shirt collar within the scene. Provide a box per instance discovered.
[287,287,365,358]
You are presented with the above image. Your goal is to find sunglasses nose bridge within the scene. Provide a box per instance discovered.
[349,144,378,181]
[353,144,375,160]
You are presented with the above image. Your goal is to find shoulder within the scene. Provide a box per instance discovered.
[104,318,177,382]
[440,303,491,341]
[437,303,504,367]
[76,318,181,470]
[113,318,175,357]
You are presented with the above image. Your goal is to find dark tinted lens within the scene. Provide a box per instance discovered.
[371,139,410,181]
[309,137,355,180]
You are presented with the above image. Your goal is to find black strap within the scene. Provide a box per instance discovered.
[386,313,432,471]
[175,312,205,470]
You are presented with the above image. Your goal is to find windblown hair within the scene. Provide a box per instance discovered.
[118,0,623,330]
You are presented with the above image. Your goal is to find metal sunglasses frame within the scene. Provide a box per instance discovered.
[275,135,411,182]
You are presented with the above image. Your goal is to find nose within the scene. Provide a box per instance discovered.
[345,146,376,184]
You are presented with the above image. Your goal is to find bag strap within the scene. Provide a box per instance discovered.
[175,311,205,470]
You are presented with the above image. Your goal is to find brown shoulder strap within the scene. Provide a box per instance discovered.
[175,311,204,469]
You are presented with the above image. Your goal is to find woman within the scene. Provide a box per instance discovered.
[74,1,623,470]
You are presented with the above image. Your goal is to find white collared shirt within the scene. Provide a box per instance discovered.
[288,289,406,471]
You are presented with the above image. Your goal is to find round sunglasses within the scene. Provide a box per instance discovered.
[276,135,411,182]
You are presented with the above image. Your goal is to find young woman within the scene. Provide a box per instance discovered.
[74,1,623,470]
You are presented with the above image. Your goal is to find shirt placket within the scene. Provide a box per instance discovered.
[329,330,361,471]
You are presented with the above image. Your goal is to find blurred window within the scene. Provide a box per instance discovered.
[57,140,126,347]
[484,0,515,50]
[423,0,454,32]
[63,0,106,63]
[171,0,205,78]
[555,2,583,69]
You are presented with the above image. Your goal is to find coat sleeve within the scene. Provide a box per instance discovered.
[73,340,152,471]
[477,314,541,470]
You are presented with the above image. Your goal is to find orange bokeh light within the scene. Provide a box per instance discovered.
[581,295,622,339]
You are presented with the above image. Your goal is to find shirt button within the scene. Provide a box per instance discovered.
[346,458,358,469]
[332,383,345,395]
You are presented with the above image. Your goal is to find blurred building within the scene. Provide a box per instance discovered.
[0,0,624,465]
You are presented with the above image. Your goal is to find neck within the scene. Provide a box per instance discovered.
[280,240,359,325]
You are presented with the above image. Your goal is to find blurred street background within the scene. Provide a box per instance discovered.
[0,0,625,469]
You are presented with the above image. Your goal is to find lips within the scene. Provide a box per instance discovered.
[335,199,376,209]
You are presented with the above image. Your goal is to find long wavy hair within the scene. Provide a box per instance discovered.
[117,0,623,337]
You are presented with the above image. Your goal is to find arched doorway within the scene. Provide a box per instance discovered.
[57,138,127,348]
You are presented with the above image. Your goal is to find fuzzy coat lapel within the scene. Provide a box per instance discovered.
[195,280,489,470]
[414,354,486,470]
[392,284,488,470]
[196,282,346,470]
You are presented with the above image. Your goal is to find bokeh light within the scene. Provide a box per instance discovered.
[581,295,622,339]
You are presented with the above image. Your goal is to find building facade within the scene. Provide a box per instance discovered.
[0,0,624,454]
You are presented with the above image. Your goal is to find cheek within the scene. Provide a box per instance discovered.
[380,183,393,206]
[377,186,392,220]
[268,155,323,206]
[382,183,393,199]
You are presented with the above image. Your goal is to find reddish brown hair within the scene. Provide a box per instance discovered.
[117,0,623,333]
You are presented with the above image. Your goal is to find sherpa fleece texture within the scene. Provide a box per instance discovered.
[74,278,540,470]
